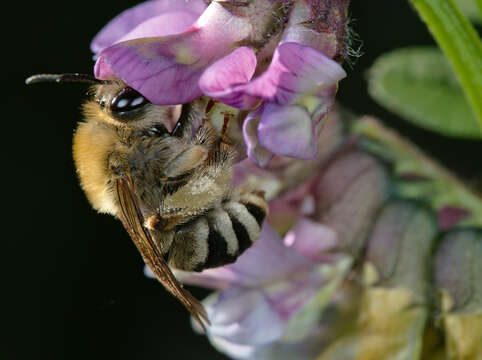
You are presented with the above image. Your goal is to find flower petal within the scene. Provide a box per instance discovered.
[91,0,207,54]
[94,36,206,104]
[94,2,251,105]
[258,103,317,159]
[116,12,202,43]
[199,47,259,109]
[232,159,282,201]
[200,42,345,110]
[242,108,274,167]
[204,288,285,345]
[284,218,338,262]
[239,42,346,105]
[208,336,256,360]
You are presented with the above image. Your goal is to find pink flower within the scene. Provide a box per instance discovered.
[174,223,353,358]
[92,0,348,164]
[94,1,251,105]
[200,41,345,163]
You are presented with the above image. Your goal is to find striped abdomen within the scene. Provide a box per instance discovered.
[168,192,268,271]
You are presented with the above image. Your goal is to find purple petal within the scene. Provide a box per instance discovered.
[238,42,346,105]
[258,103,317,160]
[199,47,259,109]
[94,2,251,105]
[200,261,352,347]
[199,42,345,110]
[115,12,203,43]
[265,268,331,321]
[94,37,206,104]
[284,218,338,262]
[91,0,206,54]
[437,205,471,230]
[242,108,274,167]
[231,158,278,189]
[175,224,313,289]
[204,288,285,345]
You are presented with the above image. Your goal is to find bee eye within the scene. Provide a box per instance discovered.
[111,87,149,115]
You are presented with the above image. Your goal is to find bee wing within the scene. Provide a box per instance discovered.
[114,173,210,330]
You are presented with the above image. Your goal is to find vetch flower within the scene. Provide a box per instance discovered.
[94,1,252,105]
[92,0,348,164]
[177,197,436,360]
[199,0,348,164]
[174,223,353,359]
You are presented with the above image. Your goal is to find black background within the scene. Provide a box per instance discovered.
[5,1,482,359]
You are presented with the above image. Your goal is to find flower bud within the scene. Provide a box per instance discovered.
[316,200,437,359]
[434,229,482,359]
[314,150,390,256]
[365,200,437,301]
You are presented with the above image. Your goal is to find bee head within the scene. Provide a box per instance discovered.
[92,81,150,122]
[90,81,180,133]
[26,73,177,132]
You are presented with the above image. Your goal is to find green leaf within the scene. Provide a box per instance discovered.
[368,47,482,138]
[458,0,482,23]
[410,0,482,132]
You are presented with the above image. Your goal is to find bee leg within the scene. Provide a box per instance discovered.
[144,214,167,231]
[169,191,268,272]
[236,190,269,226]
[220,112,232,138]
[145,213,187,232]
[159,145,208,180]
[215,112,234,151]
[168,218,211,271]
[144,219,175,256]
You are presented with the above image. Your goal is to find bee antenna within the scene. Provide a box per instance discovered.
[25,73,106,85]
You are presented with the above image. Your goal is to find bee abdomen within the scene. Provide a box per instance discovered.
[168,193,268,271]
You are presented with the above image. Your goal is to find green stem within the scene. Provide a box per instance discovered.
[410,0,482,132]
[353,117,482,227]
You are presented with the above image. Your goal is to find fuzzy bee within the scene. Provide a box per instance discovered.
[26,73,268,328]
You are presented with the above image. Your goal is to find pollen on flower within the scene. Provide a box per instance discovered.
[173,45,199,65]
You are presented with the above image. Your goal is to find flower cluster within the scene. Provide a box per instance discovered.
[92,0,348,165]
[92,1,482,359]
[161,113,482,360]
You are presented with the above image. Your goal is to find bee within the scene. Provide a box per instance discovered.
[26,73,268,328]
